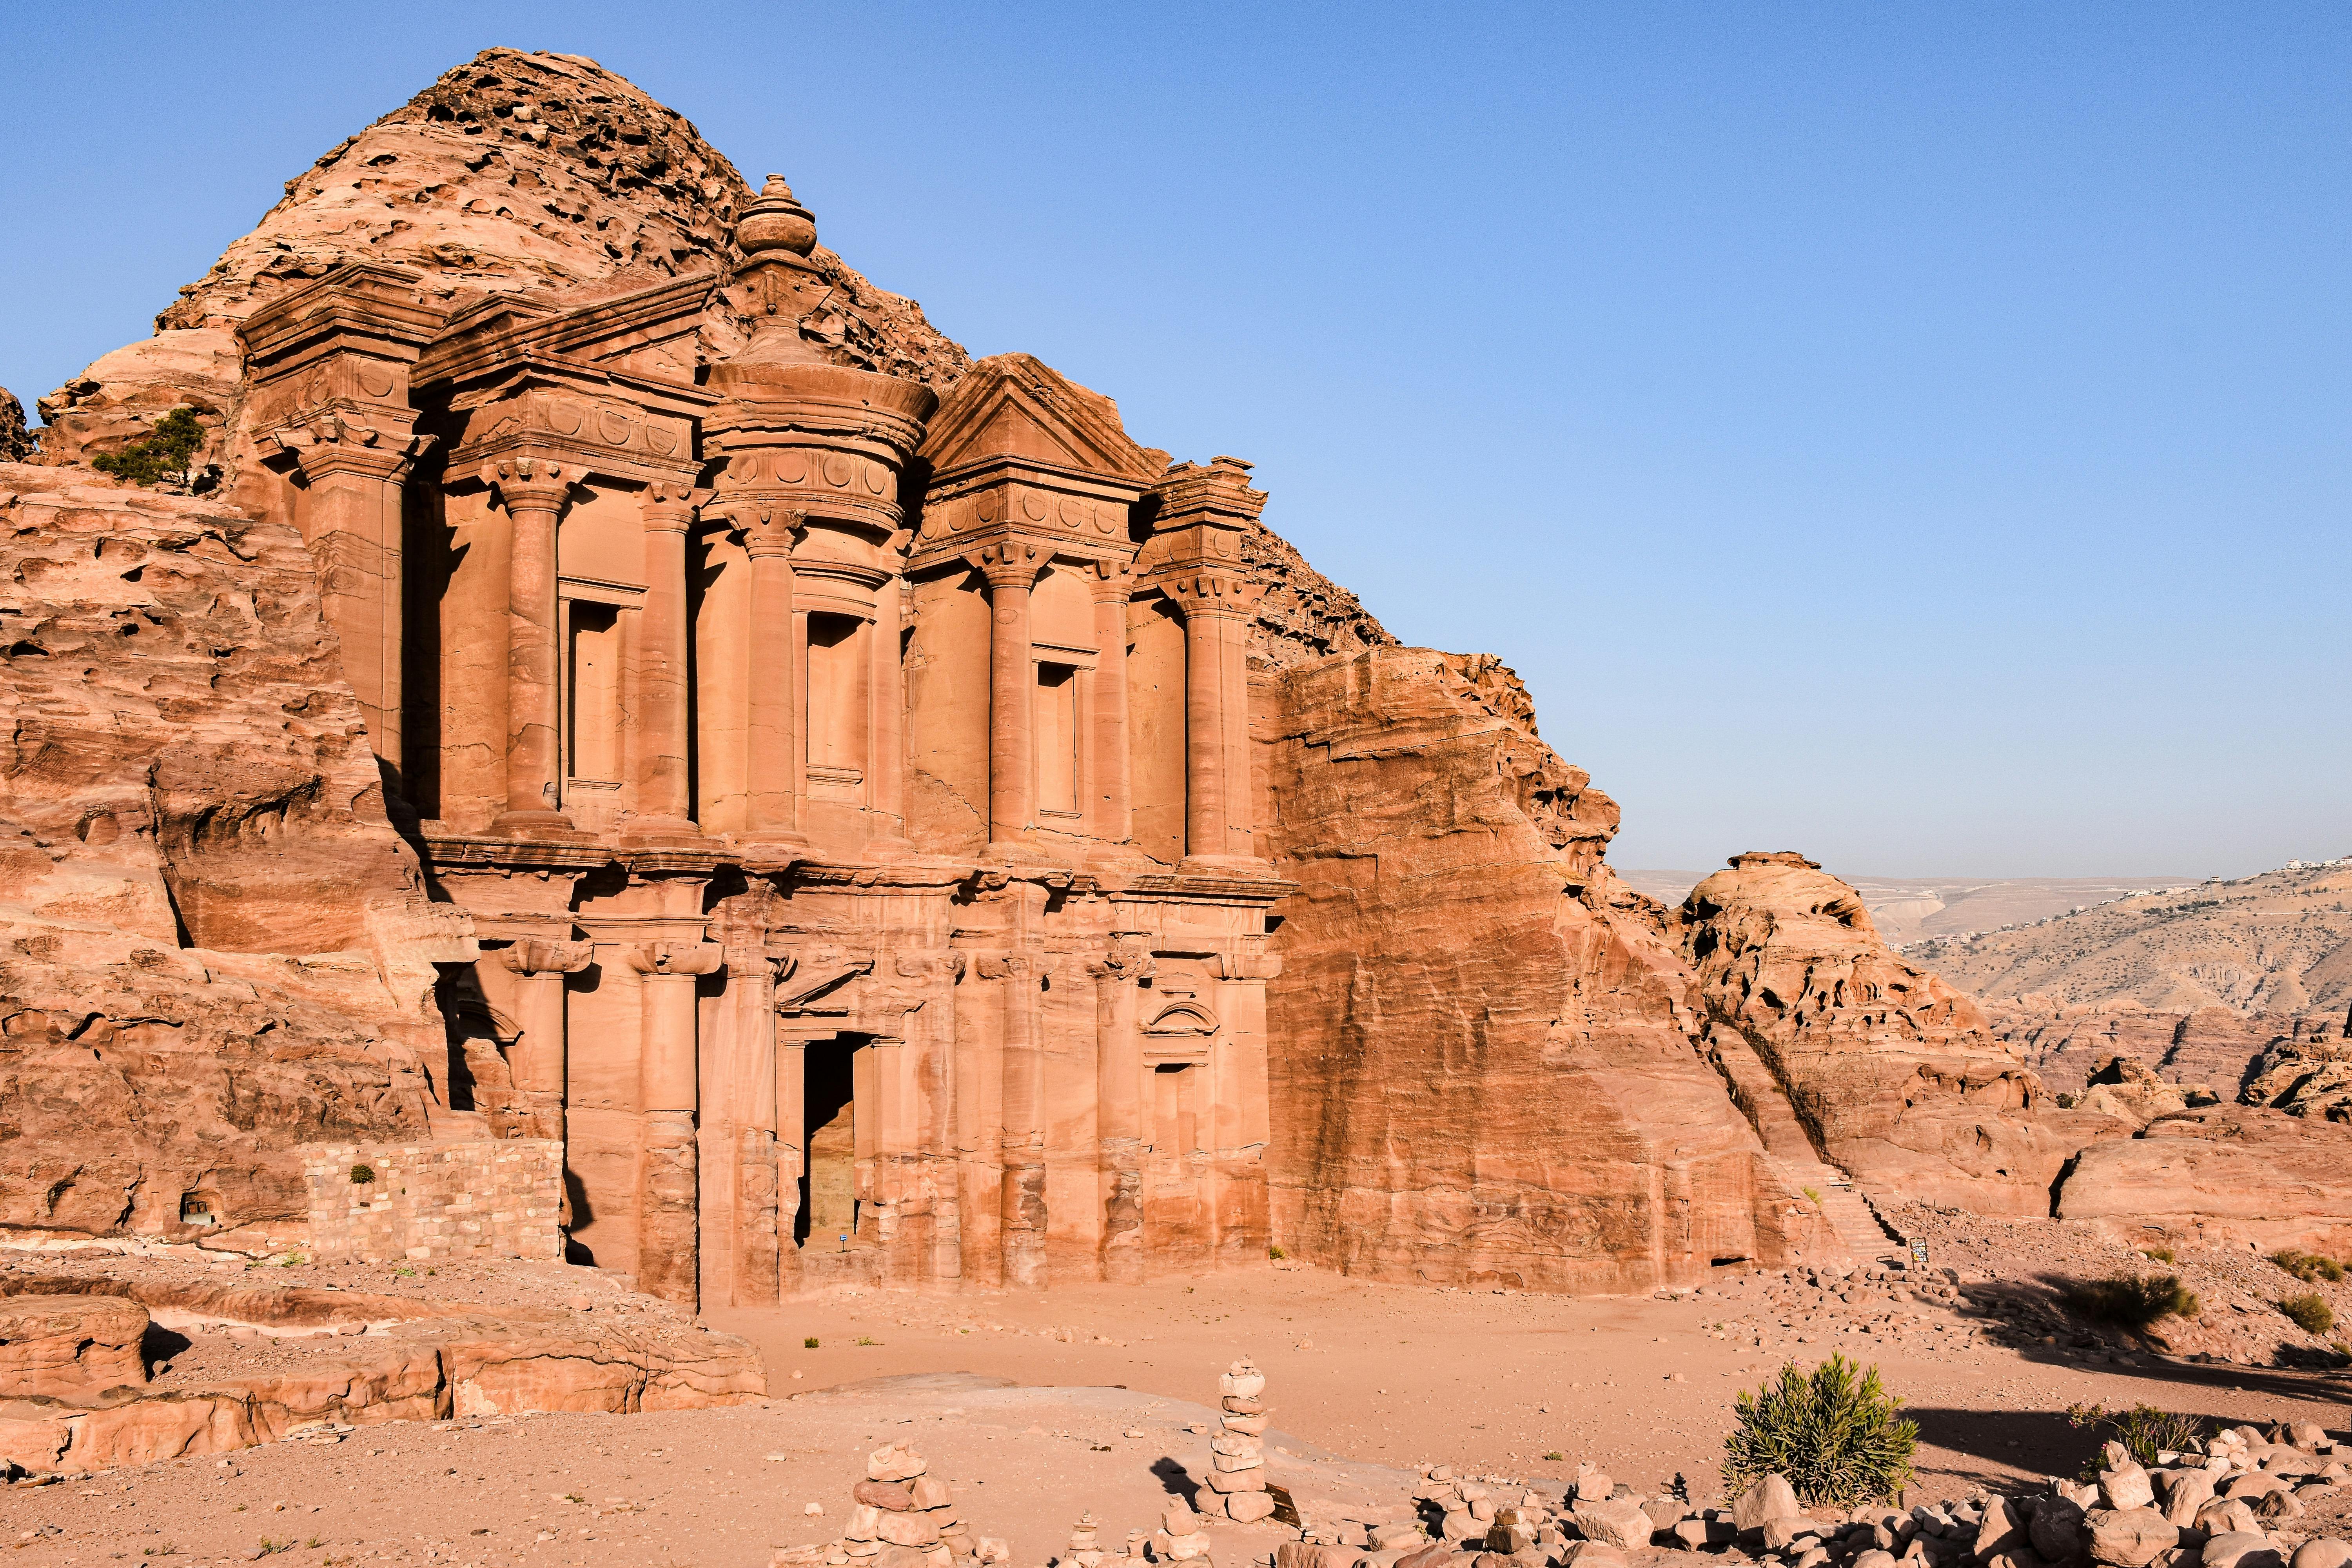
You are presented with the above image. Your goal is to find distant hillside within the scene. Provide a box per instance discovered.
[1905,857,2352,1014]
[1615,868,2200,945]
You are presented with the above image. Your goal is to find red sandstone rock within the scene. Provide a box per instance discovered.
[1263,648,1834,1291]
[0,465,466,1246]
[0,1295,148,1399]
[1676,852,2111,1215]
[2054,1105,2352,1253]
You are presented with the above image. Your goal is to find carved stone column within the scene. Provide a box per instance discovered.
[979,542,1042,855]
[1088,936,1152,1282]
[497,938,593,1144]
[1166,573,1264,867]
[742,510,809,850]
[628,480,698,840]
[1088,561,1136,849]
[774,1030,808,1295]
[984,950,1054,1288]
[704,945,786,1308]
[626,941,722,1308]
[263,425,432,769]
[493,460,576,836]
[866,567,911,851]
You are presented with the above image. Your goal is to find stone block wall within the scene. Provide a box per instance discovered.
[302,1141,563,1263]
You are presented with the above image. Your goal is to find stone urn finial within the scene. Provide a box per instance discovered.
[737,172,817,257]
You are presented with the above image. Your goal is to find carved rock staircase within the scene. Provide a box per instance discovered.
[1705,1026,1904,1260]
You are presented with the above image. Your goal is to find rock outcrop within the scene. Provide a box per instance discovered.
[0,465,468,1248]
[2054,1106,2352,1254]
[0,1270,760,1473]
[0,390,31,463]
[1675,852,2101,1216]
[1262,648,1834,1292]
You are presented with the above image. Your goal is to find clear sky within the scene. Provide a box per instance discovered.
[5,4,2345,879]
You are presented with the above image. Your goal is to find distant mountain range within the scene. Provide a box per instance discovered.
[1615,867,2205,944]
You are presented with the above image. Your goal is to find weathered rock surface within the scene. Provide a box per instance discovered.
[2054,1105,2352,1253]
[0,1294,148,1399]
[0,1271,760,1472]
[0,389,31,463]
[1676,852,2111,1215]
[0,466,468,1247]
[1263,648,1833,1292]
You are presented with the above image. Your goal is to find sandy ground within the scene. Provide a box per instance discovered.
[7,1247,2352,1568]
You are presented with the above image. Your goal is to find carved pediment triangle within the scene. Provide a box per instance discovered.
[920,353,1160,486]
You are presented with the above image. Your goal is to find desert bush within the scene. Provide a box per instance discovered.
[1721,1355,1918,1509]
[2063,1271,2200,1327]
[90,407,203,488]
[2067,1400,2205,1468]
[2271,1250,2345,1284]
[2281,1293,2336,1335]
[2141,1246,2176,1264]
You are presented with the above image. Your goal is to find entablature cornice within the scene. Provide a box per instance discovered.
[237,263,450,379]
[436,385,702,492]
[413,346,713,419]
[904,523,1134,582]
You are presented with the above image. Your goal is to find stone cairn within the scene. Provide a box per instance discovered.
[1052,1513,1107,1568]
[776,1442,1007,1568]
[1155,1499,1216,1564]
[1201,1357,1278,1523]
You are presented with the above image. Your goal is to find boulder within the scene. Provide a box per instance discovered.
[2031,1497,2088,1563]
[1570,1501,1657,1550]
[2203,1534,2285,1568]
[1734,1475,1804,1532]
[2163,1472,2216,1525]
[1561,1545,1629,1568]
[1975,1496,2029,1561]
[2055,1108,2352,1254]
[2083,1508,2175,1568]
[1223,1494,1276,1525]
[2289,1542,2352,1568]
[2103,1467,2157,1512]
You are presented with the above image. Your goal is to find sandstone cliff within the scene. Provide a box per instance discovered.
[0,465,468,1249]
[1673,852,2109,1217]
[1261,648,1836,1292]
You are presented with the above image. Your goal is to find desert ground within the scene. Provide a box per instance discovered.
[7,1212,2348,1568]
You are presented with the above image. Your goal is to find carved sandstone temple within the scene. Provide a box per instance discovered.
[236,178,1283,1308]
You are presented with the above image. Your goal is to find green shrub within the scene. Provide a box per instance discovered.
[2272,1250,2345,1284]
[91,407,204,488]
[1268,1244,1287,1260]
[1721,1355,1918,1509]
[2281,1293,2336,1335]
[2063,1272,2200,1327]
[803,1336,820,1349]
[348,1163,375,1185]
[2141,1246,2176,1264]
[2066,1401,2205,1468]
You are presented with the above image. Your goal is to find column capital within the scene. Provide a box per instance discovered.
[972,539,1043,590]
[1087,557,1138,603]
[492,457,575,515]
[976,951,1058,982]
[640,477,698,534]
[258,411,434,485]
[625,941,724,979]
[498,938,595,977]
[1161,569,1263,620]
[740,505,807,559]
[1083,934,1156,982]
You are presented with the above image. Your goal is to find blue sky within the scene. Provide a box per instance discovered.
[5,4,2345,878]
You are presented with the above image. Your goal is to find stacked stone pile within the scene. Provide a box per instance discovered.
[1156,1499,1216,1564]
[776,1443,1005,1568]
[1053,1514,1106,1568]
[1201,1358,1279,1524]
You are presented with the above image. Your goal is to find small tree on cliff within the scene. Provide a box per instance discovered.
[91,407,204,488]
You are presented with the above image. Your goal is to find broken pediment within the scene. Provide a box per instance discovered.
[919,353,1165,488]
